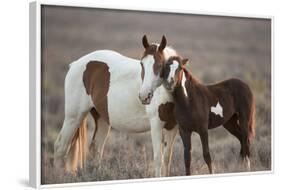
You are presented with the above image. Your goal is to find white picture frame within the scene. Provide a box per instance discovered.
[29,1,273,188]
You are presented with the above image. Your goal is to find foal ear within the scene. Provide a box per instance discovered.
[142,35,150,49]
[158,35,167,52]
[182,58,189,67]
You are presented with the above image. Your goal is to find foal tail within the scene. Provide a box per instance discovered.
[248,97,256,141]
[66,117,88,173]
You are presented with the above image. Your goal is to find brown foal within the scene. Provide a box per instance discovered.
[163,56,256,175]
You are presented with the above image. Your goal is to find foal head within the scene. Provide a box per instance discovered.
[163,56,189,92]
[139,35,177,104]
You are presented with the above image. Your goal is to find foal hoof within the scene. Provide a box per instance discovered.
[244,157,251,171]
[207,163,215,174]
[238,156,251,171]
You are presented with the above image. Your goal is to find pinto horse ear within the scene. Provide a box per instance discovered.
[158,35,167,52]
[182,58,189,67]
[142,35,150,49]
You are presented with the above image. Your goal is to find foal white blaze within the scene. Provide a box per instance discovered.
[167,60,178,83]
[166,59,188,97]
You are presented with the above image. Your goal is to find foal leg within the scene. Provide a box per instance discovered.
[223,115,252,170]
[223,115,242,144]
[179,128,192,175]
[162,126,178,176]
[150,117,164,177]
[199,129,213,174]
[239,115,251,171]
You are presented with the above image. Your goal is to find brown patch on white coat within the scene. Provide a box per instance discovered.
[83,61,110,125]
[158,102,177,130]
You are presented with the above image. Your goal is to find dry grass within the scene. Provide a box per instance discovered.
[41,5,271,184]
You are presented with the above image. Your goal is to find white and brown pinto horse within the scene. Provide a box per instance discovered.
[162,56,256,175]
[54,35,179,177]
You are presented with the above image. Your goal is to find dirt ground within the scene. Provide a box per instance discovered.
[40,5,271,184]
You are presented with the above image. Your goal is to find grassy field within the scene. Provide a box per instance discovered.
[41,5,271,184]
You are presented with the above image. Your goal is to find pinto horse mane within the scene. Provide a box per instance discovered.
[162,45,178,60]
[145,43,178,60]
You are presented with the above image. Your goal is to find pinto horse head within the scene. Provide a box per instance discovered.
[163,56,189,92]
[139,35,177,105]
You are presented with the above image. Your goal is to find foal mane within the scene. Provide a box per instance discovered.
[179,63,201,88]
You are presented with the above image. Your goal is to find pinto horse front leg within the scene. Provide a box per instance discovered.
[162,126,178,176]
[150,117,164,177]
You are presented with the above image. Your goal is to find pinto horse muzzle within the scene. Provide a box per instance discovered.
[139,91,154,105]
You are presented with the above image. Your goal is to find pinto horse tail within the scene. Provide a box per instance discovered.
[65,116,88,173]
[248,97,256,142]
